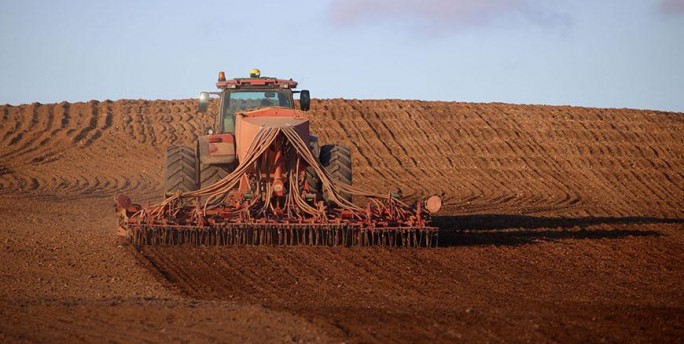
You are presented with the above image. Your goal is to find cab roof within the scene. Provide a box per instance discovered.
[216,78,298,90]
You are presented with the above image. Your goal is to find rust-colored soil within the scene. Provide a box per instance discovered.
[1,99,682,342]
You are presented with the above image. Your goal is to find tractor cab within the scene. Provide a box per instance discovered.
[198,69,310,134]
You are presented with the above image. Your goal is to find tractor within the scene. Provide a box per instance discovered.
[163,68,351,204]
[115,69,441,247]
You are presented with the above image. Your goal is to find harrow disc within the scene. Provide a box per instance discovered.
[126,224,439,248]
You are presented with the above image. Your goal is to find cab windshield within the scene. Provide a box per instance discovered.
[222,90,293,132]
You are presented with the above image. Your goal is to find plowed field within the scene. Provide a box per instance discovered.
[1,99,683,342]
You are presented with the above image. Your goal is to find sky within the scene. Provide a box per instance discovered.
[1,0,683,112]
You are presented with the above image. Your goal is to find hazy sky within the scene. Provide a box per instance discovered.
[1,0,683,111]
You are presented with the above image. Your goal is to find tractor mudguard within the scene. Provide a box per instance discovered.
[197,134,237,165]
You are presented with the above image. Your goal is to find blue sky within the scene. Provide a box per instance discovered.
[1,0,683,111]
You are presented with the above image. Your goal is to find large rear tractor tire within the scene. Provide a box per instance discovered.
[164,145,198,197]
[304,135,322,197]
[305,165,321,196]
[320,144,352,203]
[197,162,234,205]
[195,140,235,204]
[198,162,233,189]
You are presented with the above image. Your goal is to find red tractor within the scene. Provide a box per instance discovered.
[164,69,351,203]
[115,69,441,247]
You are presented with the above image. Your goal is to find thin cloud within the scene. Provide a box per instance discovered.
[661,0,684,14]
[328,0,568,32]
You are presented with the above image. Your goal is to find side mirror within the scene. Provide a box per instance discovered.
[300,90,310,111]
[198,92,210,113]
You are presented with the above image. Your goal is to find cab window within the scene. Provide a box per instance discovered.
[222,90,292,132]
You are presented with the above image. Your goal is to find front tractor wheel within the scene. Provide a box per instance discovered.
[164,145,198,197]
[320,144,353,203]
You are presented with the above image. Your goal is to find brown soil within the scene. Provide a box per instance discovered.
[0,99,682,343]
